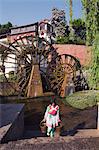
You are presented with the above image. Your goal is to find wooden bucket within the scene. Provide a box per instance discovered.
[40,120,46,133]
[55,122,63,137]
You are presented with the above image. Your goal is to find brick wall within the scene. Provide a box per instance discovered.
[54,44,91,66]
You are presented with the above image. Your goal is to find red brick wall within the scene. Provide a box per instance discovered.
[54,44,91,66]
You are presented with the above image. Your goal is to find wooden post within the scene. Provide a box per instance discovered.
[97,102,99,130]
[60,74,67,97]
[27,64,43,97]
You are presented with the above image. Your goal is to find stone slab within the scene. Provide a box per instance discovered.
[0,104,24,143]
[75,129,99,138]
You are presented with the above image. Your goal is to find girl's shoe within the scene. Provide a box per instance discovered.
[47,132,50,136]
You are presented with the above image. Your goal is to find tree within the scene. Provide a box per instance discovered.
[64,0,75,42]
[56,18,86,45]
[81,0,98,46]
[69,0,73,26]
[0,22,12,35]
[89,32,99,89]
[51,8,67,37]
[56,36,69,44]
[68,0,75,41]
[81,0,99,89]
[72,18,86,44]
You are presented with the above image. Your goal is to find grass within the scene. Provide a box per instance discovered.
[63,90,99,109]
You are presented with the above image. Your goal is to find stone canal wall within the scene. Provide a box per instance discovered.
[0,104,24,143]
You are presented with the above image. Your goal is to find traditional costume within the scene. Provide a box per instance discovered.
[44,104,60,137]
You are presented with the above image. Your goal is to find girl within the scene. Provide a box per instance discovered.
[43,99,61,138]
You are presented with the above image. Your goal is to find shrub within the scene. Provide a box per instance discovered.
[8,71,17,82]
[0,74,6,82]
[63,90,99,109]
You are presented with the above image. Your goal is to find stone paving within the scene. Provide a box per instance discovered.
[0,136,99,150]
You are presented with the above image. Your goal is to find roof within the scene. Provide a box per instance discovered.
[10,22,38,30]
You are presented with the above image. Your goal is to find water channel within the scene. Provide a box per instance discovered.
[0,94,97,137]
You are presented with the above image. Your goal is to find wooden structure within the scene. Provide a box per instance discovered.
[0,33,85,97]
[27,64,43,97]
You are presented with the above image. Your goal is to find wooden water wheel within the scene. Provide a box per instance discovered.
[0,35,56,97]
[0,35,85,97]
[46,54,83,97]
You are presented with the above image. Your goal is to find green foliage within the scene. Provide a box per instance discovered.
[8,71,17,82]
[81,0,98,46]
[72,18,86,42]
[56,35,85,45]
[0,22,12,34]
[72,18,85,28]
[0,46,8,66]
[81,0,99,89]
[0,74,5,82]
[0,71,17,82]
[74,36,86,45]
[88,32,99,89]
[63,90,99,109]
[56,18,86,45]
[56,36,69,44]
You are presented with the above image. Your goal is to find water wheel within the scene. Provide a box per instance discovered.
[46,54,83,97]
[0,35,57,96]
[0,35,86,97]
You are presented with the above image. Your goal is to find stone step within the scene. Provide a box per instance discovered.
[23,129,99,139]
[75,129,99,138]
[17,129,99,144]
